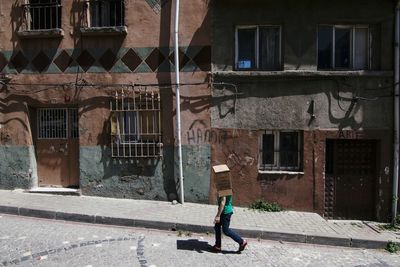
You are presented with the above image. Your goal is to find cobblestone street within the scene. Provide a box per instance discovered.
[1,214,399,267]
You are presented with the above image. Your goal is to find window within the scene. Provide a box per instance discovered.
[37,108,79,139]
[85,0,125,27]
[259,131,302,171]
[318,25,369,70]
[235,26,281,70]
[110,89,162,158]
[25,0,62,30]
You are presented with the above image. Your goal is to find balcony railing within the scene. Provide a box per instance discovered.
[22,1,62,31]
[84,0,125,28]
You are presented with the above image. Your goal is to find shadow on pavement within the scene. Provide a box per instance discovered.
[176,239,239,254]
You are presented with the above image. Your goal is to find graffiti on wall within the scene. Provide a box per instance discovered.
[0,129,11,145]
[186,120,228,145]
[338,130,364,139]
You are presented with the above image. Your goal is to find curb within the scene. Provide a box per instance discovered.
[0,205,393,250]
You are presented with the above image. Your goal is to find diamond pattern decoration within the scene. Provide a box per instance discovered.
[0,46,210,74]
[145,48,165,72]
[121,49,142,72]
[0,52,8,72]
[9,51,28,73]
[32,51,51,73]
[76,50,95,72]
[169,49,190,71]
[54,50,73,72]
[99,49,117,71]
[192,46,211,71]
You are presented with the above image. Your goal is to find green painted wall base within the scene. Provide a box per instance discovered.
[0,145,37,189]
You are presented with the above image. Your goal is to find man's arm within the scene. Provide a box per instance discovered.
[214,196,226,224]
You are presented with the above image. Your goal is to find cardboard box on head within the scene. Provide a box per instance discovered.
[212,164,233,197]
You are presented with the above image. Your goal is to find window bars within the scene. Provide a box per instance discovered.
[37,108,79,139]
[22,0,62,30]
[83,0,125,28]
[110,87,162,158]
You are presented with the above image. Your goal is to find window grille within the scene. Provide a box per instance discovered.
[22,0,62,30]
[110,88,162,158]
[37,108,79,139]
[84,0,125,28]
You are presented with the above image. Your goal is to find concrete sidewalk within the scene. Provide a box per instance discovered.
[0,189,398,249]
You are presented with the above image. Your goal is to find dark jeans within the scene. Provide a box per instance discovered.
[214,212,244,247]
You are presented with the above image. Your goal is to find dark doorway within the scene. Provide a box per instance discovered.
[325,139,377,220]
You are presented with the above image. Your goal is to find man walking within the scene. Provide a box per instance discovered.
[213,194,248,253]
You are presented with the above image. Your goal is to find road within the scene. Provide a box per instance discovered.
[0,214,399,267]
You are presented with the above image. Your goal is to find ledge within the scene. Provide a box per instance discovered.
[17,29,64,39]
[79,26,128,36]
[258,170,304,175]
[213,70,394,78]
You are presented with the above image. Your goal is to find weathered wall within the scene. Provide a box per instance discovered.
[209,129,392,220]
[213,0,393,71]
[0,145,37,189]
[0,0,212,202]
[211,0,394,220]
[211,75,393,130]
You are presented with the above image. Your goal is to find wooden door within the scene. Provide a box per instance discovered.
[36,108,79,187]
[329,140,377,220]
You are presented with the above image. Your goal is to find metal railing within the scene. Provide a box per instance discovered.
[110,87,162,158]
[84,0,125,28]
[22,1,62,30]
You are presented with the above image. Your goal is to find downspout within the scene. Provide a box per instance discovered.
[174,0,184,204]
[393,1,400,223]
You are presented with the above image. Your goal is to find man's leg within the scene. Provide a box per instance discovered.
[214,222,222,248]
[221,213,244,245]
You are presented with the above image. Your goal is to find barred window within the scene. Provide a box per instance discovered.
[25,0,62,30]
[259,131,302,171]
[110,89,162,158]
[85,0,125,27]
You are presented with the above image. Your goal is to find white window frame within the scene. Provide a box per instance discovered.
[235,25,282,70]
[259,130,302,171]
[317,25,370,70]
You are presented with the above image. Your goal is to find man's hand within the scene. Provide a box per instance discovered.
[214,216,220,224]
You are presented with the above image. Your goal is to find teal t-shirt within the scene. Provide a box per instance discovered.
[218,195,233,214]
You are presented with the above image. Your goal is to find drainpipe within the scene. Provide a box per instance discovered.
[174,0,184,204]
[393,1,400,223]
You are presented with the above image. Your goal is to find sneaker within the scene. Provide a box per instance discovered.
[238,240,248,252]
[212,245,221,253]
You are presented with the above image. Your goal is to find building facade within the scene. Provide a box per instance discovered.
[0,0,212,203]
[211,0,396,221]
[0,0,397,222]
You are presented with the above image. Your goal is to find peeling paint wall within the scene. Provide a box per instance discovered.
[212,0,394,220]
[0,0,212,204]
[0,146,37,189]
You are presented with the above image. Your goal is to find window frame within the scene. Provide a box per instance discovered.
[259,130,303,172]
[110,90,162,158]
[317,24,370,70]
[85,0,125,28]
[235,25,282,71]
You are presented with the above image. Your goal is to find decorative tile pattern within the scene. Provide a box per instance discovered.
[0,46,211,74]
[145,48,165,72]
[32,51,51,73]
[99,49,117,71]
[76,50,95,72]
[9,51,28,73]
[121,49,141,72]
[54,50,74,72]
[169,49,190,71]
[192,46,211,71]
[145,0,169,14]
